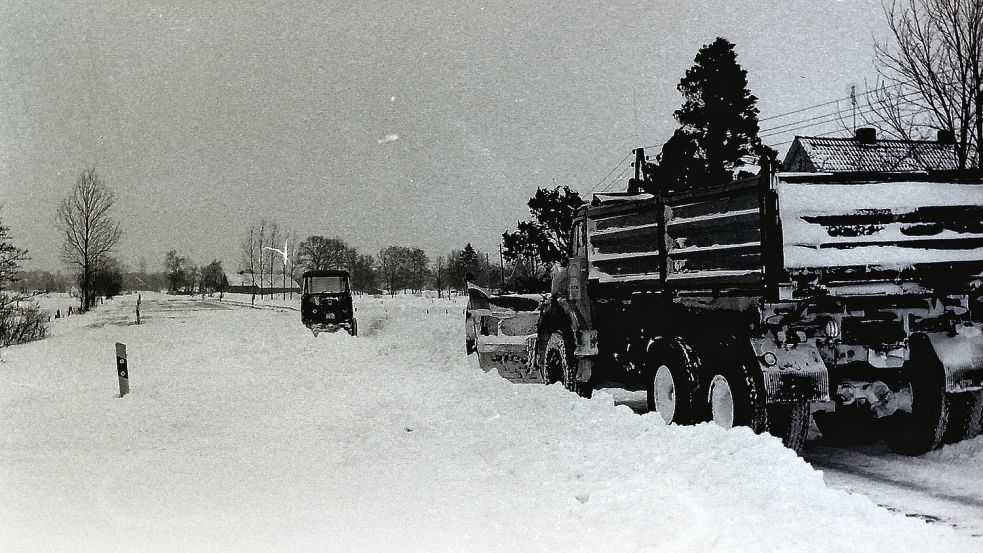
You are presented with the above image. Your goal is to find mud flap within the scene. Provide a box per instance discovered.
[574,330,598,382]
[750,338,830,403]
[923,325,983,392]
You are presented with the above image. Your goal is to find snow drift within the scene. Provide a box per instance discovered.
[0,293,977,552]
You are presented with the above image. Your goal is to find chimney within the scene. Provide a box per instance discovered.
[937,129,956,144]
[855,127,876,144]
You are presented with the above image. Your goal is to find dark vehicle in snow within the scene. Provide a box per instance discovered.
[301,270,357,336]
[508,151,983,455]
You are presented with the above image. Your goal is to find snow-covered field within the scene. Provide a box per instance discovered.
[1,292,980,552]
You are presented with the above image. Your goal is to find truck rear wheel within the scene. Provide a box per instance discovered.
[543,332,583,396]
[882,339,950,455]
[767,403,810,454]
[646,339,702,425]
[707,363,768,434]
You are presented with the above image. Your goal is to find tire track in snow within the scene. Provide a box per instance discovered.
[804,445,983,537]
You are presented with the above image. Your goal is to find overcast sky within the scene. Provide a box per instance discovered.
[1,1,889,272]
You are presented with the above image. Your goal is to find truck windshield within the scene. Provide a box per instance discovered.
[307,276,347,293]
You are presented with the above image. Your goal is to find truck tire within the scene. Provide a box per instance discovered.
[767,403,810,454]
[707,361,768,434]
[646,339,702,425]
[882,337,950,455]
[543,332,583,396]
[942,390,983,444]
[813,405,878,445]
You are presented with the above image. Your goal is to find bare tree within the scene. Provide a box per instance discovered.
[287,230,301,299]
[257,220,267,299]
[865,0,983,168]
[298,236,358,271]
[56,168,122,311]
[240,226,259,305]
[267,221,280,293]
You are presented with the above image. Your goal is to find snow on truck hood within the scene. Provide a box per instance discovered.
[0,292,977,552]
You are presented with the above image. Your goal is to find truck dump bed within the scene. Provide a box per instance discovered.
[586,172,983,298]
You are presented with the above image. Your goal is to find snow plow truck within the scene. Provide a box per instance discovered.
[487,158,983,455]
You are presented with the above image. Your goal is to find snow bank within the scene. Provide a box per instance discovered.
[0,293,976,552]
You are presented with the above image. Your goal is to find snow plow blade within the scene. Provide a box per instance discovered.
[466,284,543,383]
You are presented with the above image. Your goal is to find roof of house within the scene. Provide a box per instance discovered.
[232,271,301,287]
[302,269,350,278]
[783,135,960,173]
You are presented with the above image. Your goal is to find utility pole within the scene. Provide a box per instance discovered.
[627,147,644,194]
[485,252,490,287]
[499,243,506,293]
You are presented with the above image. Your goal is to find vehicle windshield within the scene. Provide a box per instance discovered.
[306,276,347,294]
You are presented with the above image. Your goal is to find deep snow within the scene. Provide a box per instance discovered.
[1,293,980,552]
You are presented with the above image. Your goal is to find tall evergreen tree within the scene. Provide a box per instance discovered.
[458,243,480,280]
[650,37,775,191]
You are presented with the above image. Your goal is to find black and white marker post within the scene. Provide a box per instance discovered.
[115,342,129,398]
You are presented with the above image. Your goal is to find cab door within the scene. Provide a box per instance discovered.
[566,216,592,328]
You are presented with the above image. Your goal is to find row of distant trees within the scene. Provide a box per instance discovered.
[163,252,228,296]
[235,221,510,297]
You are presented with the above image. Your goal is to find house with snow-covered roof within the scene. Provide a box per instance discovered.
[782,128,960,173]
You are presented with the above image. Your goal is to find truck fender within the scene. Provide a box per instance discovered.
[920,324,983,392]
[749,337,831,404]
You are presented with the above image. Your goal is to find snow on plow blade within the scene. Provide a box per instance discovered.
[466,285,543,383]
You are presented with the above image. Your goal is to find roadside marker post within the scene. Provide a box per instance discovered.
[136,294,141,325]
[116,342,129,398]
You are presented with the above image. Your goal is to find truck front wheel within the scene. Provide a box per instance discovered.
[707,363,768,434]
[543,332,583,396]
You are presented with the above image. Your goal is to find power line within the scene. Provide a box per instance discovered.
[599,164,633,193]
[759,81,908,123]
[759,102,905,139]
[759,91,921,134]
[765,106,936,149]
[588,150,632,195]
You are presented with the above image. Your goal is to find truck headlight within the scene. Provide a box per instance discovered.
[759,351,778,366]
[823,319,840,339]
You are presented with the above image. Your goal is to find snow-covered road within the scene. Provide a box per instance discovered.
[1,293,980,552]
[803,442,983,536]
